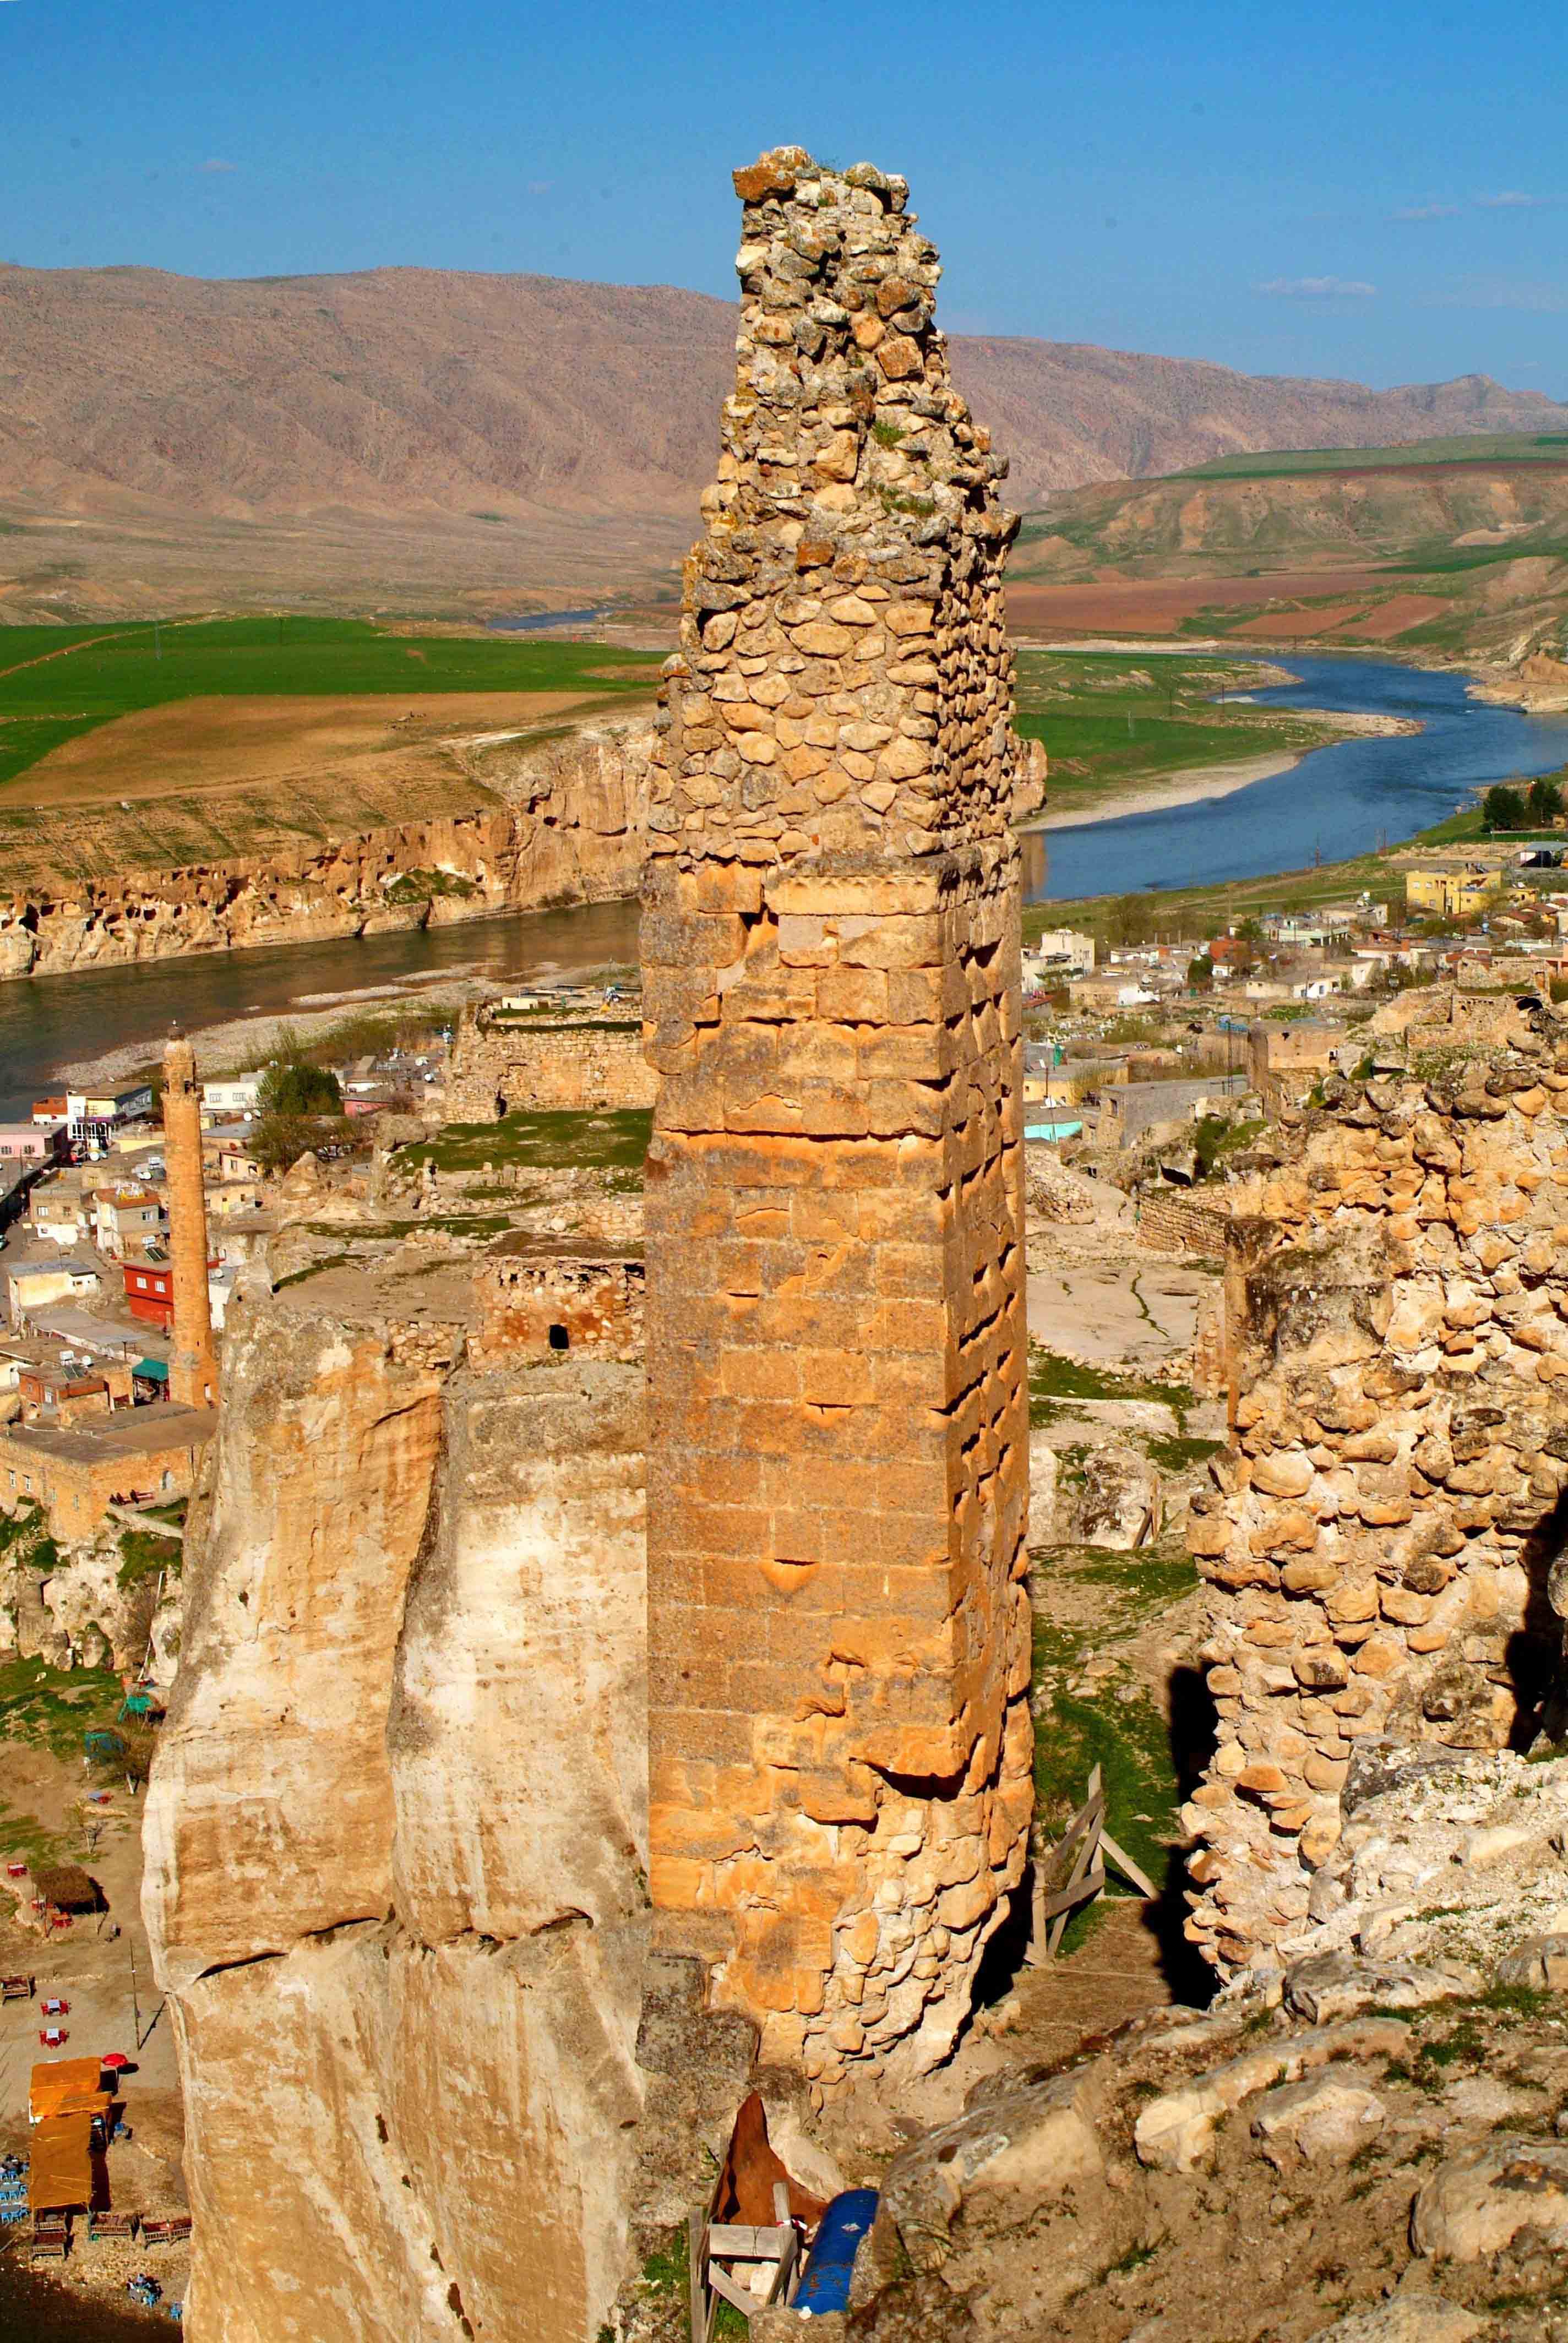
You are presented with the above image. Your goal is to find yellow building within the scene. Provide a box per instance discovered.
[1405,863,1505,920]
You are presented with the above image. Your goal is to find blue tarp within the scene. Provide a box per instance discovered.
[1024,1121,1084,1142]
[133,1358,168,1382]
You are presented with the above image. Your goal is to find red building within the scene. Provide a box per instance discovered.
[123,1259,175,1330]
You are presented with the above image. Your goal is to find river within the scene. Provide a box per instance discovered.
[1028,653,1568,902]
[0,899,640,1124]
[5,657,1567,1122]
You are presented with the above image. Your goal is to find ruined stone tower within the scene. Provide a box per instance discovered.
[641,148,1043,2086]
[163,1031,217,1408]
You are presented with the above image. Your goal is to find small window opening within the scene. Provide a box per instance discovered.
[547,1323,570,1352]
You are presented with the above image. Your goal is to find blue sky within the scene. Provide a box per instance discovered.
[1,0,1565,393]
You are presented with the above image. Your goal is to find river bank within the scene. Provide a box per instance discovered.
[1035,709,1424,831]
[0,896,642,1122]
[1032,652,1568,902]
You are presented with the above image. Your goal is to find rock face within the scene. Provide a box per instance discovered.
[640,149,1042,2088]
[1182,1044,1568,1974]
[142,1270,649,2341]
[0,721,652,980]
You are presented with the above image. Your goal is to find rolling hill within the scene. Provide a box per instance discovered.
[2,261,1566,620]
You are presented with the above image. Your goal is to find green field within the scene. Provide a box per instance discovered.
[1173,433,1568,483]
[0,615,661,791]
[1015,649,1345,817]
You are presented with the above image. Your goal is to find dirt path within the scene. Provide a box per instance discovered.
[0,630,136,682]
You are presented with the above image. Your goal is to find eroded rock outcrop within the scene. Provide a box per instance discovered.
[143,1264,649,2341]
[0,720,652,979]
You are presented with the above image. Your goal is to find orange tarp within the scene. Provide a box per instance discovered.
[29,2057,107,2124]
[29,2112,94,2211]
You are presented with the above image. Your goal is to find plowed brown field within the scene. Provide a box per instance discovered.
[20,691,597,809]
[1005,569,1396,636]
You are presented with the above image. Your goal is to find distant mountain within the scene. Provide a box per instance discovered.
[3,262,1566,524]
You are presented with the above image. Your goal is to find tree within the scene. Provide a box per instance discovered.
[1528,773,1564,826]
[1187,953,1214,993]
[257,1056,342,1117]
[1103,892,1161,949]
[1483,783,1528,832]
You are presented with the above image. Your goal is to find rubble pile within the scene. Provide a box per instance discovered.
[824,1749,1568,2341]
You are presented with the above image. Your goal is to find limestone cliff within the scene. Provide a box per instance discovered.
[0,720,652,981]
[142,1262,649,2341]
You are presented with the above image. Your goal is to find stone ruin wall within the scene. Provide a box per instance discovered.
[445,1011,656,1121]
[641,148,1044,2088]
[0,721,652,980]
[1183,1036,1568,1975]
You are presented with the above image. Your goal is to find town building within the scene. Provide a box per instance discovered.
[0,1334,134,1414]
[0,1407,217,1539]
[214,1140,263,1182]
[32,1087,154,1152]
[1093,1072,1253,1151]
[0,1123,68,1171]
[123,1257,175,1331]
[201,1077,262,1118]
[29,1187,91,1249]
[6,1251,103,1327]
[90,1186,164,1258]
[1022,929,1096,985]
[1405,863,1506,919]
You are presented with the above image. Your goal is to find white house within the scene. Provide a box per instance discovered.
[202,1077,262,1118]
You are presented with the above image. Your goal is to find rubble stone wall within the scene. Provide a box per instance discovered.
[445,1014,656,1121]
[641,148,1042,2088]
[1184,1044,1568,1975]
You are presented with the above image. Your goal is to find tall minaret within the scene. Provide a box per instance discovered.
[163,1029,217,1409]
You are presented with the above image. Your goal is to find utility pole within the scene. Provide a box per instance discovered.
[129,1932,141,2051]
[153,619,161,663]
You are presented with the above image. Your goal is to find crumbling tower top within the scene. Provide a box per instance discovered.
[645,144,1042,881]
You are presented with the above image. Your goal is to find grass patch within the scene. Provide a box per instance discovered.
[0,1502,60,1576]
[0,616,661,791]
[404,1107,652,1176]
[1170,433,1568,481]
[0,1654,126,1761]
[117,1529,178,1591]
[1032,1620,1181,1904]
[1013,647,1345,820]
[274,1252,352,1289]
[0,1796,63,1873]
[1029,1344,1195,1429]
[1145,1432,1225,1475]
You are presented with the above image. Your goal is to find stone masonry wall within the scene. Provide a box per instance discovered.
[1183,1037,1568,1976]
[1135,1191,1235,1258]
[446,1012,656,1120]
[641,148,1043,2089]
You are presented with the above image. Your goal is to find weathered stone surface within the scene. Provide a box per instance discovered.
[1306,2302,1483,2343]
[1183,1055,1568,1975]
[0,720,654,980]
[642,149,1039,2085]
[1250,2072,1386,2167]
[1411,2134,1568,2260]
[144,1272,651,2342]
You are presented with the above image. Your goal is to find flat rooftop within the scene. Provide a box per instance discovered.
[0,1407,218,1464]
